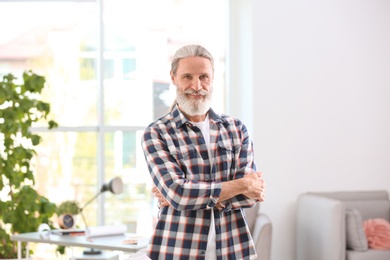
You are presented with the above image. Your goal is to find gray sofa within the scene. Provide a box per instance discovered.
[296,190,390,260]
[245,204,273,260]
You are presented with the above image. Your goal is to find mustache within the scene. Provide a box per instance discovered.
[184,89,208,96]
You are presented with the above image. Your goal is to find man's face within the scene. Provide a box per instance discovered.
[171,56,214,117]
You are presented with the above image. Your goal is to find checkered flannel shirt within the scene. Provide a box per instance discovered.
[141,105,258,260]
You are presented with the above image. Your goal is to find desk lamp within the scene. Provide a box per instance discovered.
[80,177,123,255]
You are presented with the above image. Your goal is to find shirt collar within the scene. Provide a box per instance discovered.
[171,104,224,129]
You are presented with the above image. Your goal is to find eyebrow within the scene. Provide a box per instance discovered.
[180,72,211,77]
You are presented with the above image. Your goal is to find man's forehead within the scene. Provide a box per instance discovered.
[176,57,213,72]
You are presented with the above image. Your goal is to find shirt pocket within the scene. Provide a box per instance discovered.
[215,140,235,180]
[169,148,199,180]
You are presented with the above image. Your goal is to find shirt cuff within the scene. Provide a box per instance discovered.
[206,182,222,209]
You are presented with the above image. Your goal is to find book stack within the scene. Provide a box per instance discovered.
[51,229,85,236]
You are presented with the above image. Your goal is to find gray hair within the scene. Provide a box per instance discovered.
[171,45,214,75]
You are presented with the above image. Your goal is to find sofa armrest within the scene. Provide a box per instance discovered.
[252,213,272,260]
[297,194,346,260]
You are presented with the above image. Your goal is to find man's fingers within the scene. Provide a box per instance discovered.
[152,186,170,207]
[160,201,169,207]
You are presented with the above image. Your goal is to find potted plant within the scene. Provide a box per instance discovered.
[0,71,58,259]
[56,200,81,229]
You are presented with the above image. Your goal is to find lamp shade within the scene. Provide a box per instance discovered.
[100,177,123,194]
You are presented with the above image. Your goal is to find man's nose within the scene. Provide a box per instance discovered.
[191,78,202,91]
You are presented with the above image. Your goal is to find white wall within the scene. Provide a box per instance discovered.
[227,0,254,132]
[251,1,390,260]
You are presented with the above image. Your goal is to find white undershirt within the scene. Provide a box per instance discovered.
[191,116,216,259]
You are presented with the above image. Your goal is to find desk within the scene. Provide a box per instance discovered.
[11,232,148,260]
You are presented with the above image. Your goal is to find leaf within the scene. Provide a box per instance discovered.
[48,120,59,129]
[31,134,42,146]
[0,71,59,258]
[22,71,46,93]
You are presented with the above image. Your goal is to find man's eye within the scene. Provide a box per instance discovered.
[200,75,209,80]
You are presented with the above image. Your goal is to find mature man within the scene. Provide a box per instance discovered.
[141,44,266,259]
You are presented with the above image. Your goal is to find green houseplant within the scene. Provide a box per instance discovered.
[0,71,58,259]
[57,200,81,216]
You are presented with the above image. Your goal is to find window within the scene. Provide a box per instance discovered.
[0,0,227,256]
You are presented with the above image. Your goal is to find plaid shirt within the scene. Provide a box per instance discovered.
[142,105,258,260]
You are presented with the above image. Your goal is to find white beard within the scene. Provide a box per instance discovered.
[176,87,212,117]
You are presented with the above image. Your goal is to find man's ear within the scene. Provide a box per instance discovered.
[170,71,175,85]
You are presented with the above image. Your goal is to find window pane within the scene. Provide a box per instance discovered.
[80,58,96,81]
[103,0,228,125]
[0,2,99,127]
[34,131,98,226]
[0,1,228,256]
[104,130,154,234]
[123,58,137,80]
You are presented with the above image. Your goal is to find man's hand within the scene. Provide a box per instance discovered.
[218,171,266,204]
[242,172,266,202]
[152,186,169,207]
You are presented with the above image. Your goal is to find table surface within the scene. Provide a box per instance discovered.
[11,232,148,253]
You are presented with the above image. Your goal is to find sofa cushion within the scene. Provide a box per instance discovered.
[346,208,368,251]
[363,218,390,249]
[345,200,390,221]
[347,249,390,260]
